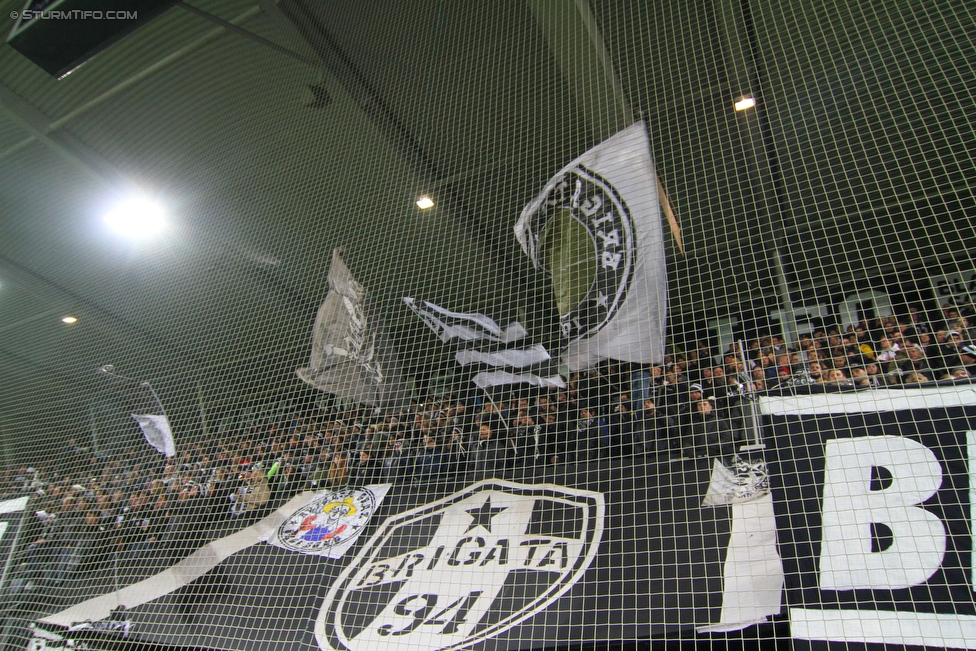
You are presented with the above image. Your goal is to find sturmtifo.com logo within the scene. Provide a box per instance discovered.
[316,480,605,651]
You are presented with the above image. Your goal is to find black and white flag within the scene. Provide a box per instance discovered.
[402,297,527,344]
[515,122,667,371]
[469,370,564,390]
[404,298,565,389]
[297,249,410,410]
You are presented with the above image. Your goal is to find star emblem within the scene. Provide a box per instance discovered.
[465,496,507,532]
[596,291,609,308]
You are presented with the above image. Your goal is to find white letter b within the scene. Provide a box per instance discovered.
[819,436,945,590]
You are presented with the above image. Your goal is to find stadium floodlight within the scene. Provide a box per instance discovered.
[734,96,757,111]
[416,195,435,210]
[103,196,167,239]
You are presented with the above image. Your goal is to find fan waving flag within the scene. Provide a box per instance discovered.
[515,122,667,371]
[297,249,410,410]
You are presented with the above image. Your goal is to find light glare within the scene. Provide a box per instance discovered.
[61,316,77,324]
[103,197,167,238]
[416,195,435,210]
[734,96,757,111]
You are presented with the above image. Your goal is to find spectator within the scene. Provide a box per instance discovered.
[807,362,825,383]
[773,365,794,387]
[573,407,607,462]
[608,396,636,456]
[634,398,676,455]
[825,368,851,384]
[680,399,734,459]
[850,366,875,388]
[413,435,444,484]
[328,450,349,487]
[955,332,976,375]
[382,435,412,484]
[351,447,383,485]
[510,412,538,468]
[895,343,934,377]
[904,371,931,384]
[229,465,270,516]
[875,336,900,370]
[467,422,506,479]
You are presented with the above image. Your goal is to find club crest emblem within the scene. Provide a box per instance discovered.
[272,486,384,556]
[316,480,605,651]
[516,166,635,343]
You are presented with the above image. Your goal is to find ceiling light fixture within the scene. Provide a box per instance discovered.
[734,96,757,111]
[103,197,167,239]
[416,195,435,210]
[62,316,78,324]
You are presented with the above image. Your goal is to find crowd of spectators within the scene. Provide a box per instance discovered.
[1,302,973,599]
[714,304,976,390]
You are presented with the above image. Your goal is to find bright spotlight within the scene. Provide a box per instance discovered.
[734,96,757,111]
[416,195,435,210]
[103,197,167,238]
[62,316,78,324]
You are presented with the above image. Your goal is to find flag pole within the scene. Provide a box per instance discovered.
[479,386,510,434]
[95,365,175,458]
[735,341,765,452]
[139,380,170,425]
[95,365,168,421]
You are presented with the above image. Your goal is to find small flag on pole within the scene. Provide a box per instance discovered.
[130,413,175,458]
[402,297,527,344]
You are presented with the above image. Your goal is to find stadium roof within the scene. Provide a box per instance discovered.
[0,0,973,458]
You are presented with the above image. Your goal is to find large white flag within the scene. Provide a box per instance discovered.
[297,249,410,410]
[515,122,667,371]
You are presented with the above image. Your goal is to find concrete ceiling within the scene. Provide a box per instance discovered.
[0,0,973,460]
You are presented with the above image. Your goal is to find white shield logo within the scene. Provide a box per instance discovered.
[316,480,605,651]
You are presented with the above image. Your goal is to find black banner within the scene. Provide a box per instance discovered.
[28,456,782,651]
[763,386,976,650]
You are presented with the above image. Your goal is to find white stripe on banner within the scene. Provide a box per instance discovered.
[455,344,551,368]
[789,607,976,649]
[403,298,527,344]
[471,370,566,390]
[758,384,976,416]
[970,430,976,592]
[40,491,320,628]
[0,496,29,514]
[697,492,783,633]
